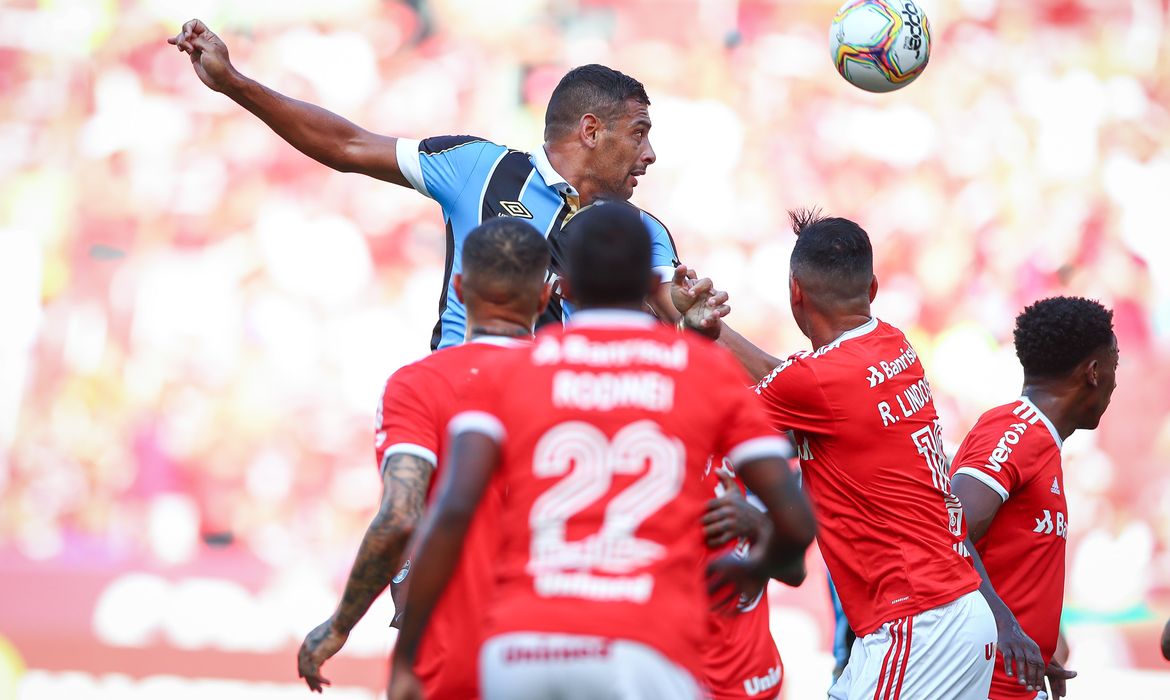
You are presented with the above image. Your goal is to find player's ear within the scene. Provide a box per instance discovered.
[580,113,602,148]
[453,273,465,304]
[789,274,802,305]
[1084,357,1100,388]
[869,274,879,303]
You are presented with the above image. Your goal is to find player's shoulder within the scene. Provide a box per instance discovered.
[417,134,502,156]
[754,349,817,395]
[973,399,1061,446]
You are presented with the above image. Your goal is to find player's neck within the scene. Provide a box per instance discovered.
[808,312,873,351]
[1020,383,1080,441]
[467,320,534,340]
[544,143,601,206]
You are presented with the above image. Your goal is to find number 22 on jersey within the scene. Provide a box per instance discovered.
[528,420,685,583]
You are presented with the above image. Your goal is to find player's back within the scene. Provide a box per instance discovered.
[754,318,979,635]
[951,398,1066,698]
[464,310,790,679]
[376,337,525,698]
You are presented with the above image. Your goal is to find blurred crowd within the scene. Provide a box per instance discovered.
[1,0,1169,665]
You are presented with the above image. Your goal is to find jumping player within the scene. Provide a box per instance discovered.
[676,211,997,699]
[169,20,681,349]
[295,218,551,697]
[387,201,817,699]
[950,297,1118,700]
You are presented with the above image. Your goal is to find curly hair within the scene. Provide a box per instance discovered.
[1013,296,1114,379]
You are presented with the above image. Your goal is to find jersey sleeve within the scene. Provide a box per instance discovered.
[707,347,790,465]
[375,365,441,473]
[395,135,494,208]
[641,211,679,283]
[752,355,835,435]
[950,419,1032,502]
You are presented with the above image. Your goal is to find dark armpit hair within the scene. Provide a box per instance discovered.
[788,208,873,299]
[462,217,550,288]
[544,64,649,141]
[1014,296,1115,379]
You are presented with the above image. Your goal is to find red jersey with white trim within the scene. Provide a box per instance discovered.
[949,398,1066,700]
[701,457,783,700]
[375,337,524,699]
[451,310,791,677]
[753,318,980,636]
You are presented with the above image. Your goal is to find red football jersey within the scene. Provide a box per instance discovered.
[950,398,1066,700]
[451,310,792,677]
[701,457,784,700]
[375,336,525,699]
[753,318,980,636]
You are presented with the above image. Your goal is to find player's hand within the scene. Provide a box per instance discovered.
[386,662,424,700]
[706,550,767,612]
[996,613,1045,693]
[297,619,348,693]
[670,265,729,339]
[168,19,238,92]
[702,472,769,547]
[1044,658,1076,698]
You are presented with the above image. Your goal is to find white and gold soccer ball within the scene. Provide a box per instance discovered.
[829,0,932,93]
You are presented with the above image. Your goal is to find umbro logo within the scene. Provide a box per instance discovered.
[1050,477,1061,495]
[498,200,533,218]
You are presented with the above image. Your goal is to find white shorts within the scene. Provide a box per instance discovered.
[829,590,997,700]
[480,632,703,700]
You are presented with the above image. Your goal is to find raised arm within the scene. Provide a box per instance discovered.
[296,452,434,693]
[169,19,409,185]
[951,474,1047,695]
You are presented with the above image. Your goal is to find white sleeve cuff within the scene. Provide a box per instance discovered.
[653,265,676,284]
[953,467,1009,502]
[380,443,438,473]
[449,410,505,443]
[395,137,430,197]
[727,436,791,466]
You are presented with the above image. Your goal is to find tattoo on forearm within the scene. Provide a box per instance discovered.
[332,453,435,632]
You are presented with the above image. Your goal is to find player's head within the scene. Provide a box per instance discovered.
[1014,296,1118,430]
[559,200,655,310]
[787,209,877,337]
[544,64,655,201]
[454,218,552,333]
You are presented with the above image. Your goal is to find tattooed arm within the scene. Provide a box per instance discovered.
[297,452,434,693]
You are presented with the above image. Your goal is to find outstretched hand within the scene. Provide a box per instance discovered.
[670,265,730,339]
[168,19,236,92]
[297,619,348,693]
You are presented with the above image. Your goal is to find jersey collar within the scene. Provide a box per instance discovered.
[567,309,657,328]
[531,145,579,198]
[469,335,531,347]
[831,317,879,346]
[1019,396,1064,449]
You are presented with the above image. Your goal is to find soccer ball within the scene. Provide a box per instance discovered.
[829,0,931,93]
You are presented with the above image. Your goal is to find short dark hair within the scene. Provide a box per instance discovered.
[461,217,550,297]
[562,200,651,307]
[1014,296,1115,379]
[544,64,650,141]
[788,209,874,300]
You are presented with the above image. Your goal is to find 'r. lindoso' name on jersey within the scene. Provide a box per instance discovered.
[864,340,931,427]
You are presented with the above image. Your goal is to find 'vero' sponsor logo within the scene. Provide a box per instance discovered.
[982,423,1028,473]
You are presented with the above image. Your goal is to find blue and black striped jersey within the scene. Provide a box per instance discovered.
[396,135,679,350]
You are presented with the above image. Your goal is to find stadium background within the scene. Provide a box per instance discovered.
[1,0,1169,696]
